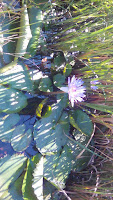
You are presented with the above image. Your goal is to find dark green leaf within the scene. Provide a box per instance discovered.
[53,73,65,88]
[69,109,93,136]
[39,76,53,92]
[53,53,66,70]
[63,63,72,77]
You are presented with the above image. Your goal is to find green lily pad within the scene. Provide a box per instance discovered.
[0,154,27,198]
[39,76,53,92]
[44,138,92,189]
[53,52,66,71]
[69,109,93,136]
[0,61,33,92]
[0,113,20,142]
[34,98,69,155]
[53,73,65,88]
[0,85,27,113]
[34,120,69,155]
[1,174,24,200]
[11,124,32,152]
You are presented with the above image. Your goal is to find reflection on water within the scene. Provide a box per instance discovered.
[0,140,15,158]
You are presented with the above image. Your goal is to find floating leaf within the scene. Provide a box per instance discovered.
[11,125,32,152]
[44,137,92,189]
[69,109,93,136]
[34,120,69,155]
[0,113,20,142]
[43,145,74,189]
[53,73,65,88]
[41,110,93,189]
[1,174,24,200]
[0,85,27,113]
[0,154,27,198]
[0,61,33,92]
[34,98,69,155]
[39,76,53,92]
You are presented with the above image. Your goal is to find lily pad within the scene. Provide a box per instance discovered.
[39,76,53,92]
[0,154,27,198]
[34,120,69,155]
[34,98,69,155]
[53,52,66,71]
[44,138,92,189]
[11,124,32,152]
[53,73,65,88]
[63,63,72,77]
[0,61,33,92]
[0,85,27,113]
[69,109,93,136]
[0,113,20,142]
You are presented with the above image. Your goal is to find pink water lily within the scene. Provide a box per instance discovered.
[60,75,86,107]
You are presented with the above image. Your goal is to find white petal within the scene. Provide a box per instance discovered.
[68,77,71,85]
[60,87,68,93]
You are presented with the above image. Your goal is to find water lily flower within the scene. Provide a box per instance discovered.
[60,75,86,107]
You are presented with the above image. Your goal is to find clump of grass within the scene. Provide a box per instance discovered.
[64,121,113,199]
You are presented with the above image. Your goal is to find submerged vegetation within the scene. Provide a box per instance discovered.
[0,0,113,199]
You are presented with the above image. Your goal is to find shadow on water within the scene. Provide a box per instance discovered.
[0,139,38,158]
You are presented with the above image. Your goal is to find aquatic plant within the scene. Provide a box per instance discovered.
[0,0,113,199]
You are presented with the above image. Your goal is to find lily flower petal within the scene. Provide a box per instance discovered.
[60,75,86,107]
